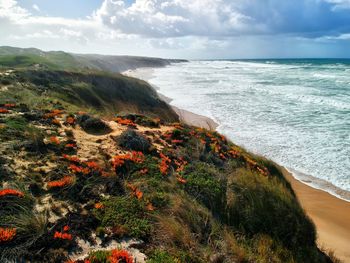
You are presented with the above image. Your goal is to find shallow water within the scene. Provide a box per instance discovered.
[148,59,350,201]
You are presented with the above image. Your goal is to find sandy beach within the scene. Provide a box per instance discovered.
[124,67,350,262]
[282,169,350,262]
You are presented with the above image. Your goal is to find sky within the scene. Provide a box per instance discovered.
[1,0,350,59]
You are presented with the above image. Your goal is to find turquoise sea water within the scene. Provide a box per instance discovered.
[148,59,350,201]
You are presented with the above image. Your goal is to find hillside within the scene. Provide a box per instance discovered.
[0,60,339,262]
[0,46,187,72]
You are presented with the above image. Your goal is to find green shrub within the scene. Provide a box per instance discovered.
[118,113,161,128]
[77,114,111,134]
[226,169,316,250]
[94,196,151,239]
[148,191,170,209]
[88,250,111,263]
[0,185,47,262]
[117,128,151,153]
[184,162,226,214]
[147,249,177,263]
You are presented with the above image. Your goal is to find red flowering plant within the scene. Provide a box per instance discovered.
[62,138,78,153]
[43,109,64,119]
[47,176,75,189]
[94,202,104,209]
[159,152,171,175]
[114,117,137,128]
[68,249,133,263]
[49,136,61,145]
[111,151,145,176]
[0,189,24,198]
[65,116,76,126]
[65,143,77,149]
[0,108,10,114]
[243,155,269,177]
[127,183,143,200]
[62,154,81,164]
[69,160,105,177]
[53,224,73,241]
[0,227,16,243]
[62,154,106,177]
[3,103,16,108]
[109,249,133,263]
[161,127,190,146]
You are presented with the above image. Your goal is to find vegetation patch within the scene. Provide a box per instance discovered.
[77,114,112,135]
[93,196,151,239]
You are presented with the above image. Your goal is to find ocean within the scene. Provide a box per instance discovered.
[147,59,350,201]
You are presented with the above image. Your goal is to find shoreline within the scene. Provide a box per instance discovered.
[123,67,350,262]
[123,68,219,131]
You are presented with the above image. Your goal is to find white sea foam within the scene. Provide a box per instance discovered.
[146,60,350,201]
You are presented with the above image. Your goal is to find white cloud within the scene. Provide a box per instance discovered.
[324,0,350,10]
[316,33,350,41]
[32,4,40,12]
[93,0,259,38]
[0,0,127,47]
[1,0,350,58]
[0,0,29,20]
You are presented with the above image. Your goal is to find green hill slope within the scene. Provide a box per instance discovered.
[0,46,187,72]
[0,69,178,121]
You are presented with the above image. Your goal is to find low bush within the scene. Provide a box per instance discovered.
[77,114,111,135]
[184,162,226,214]
[93,196,151,239]
[226,168,316,251]
[0,185,47,262]
[117,128,151,153]
[147,249,177,263]
[120,113,161,128]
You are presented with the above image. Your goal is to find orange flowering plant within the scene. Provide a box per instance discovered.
[127,184,143,200]
[47,176,74,189]
[159,153,171,175]
[0,228,16,243]
[65,116,76,125]
[43,109,64,119]
[49,136,60,145]
[111,151,145,175]
[0,108,10,114]
[94,202,104,209]
[109,249,133,263]
[54,224,73,240]
[62,154,81,163]
[0,189,24,198]
[114,117,137,128]
[3,103,16,108]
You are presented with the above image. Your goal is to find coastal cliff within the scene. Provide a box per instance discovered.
[0,49,339,262]
[0,46,187,72]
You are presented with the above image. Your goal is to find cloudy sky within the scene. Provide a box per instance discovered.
[1,0,350,59]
